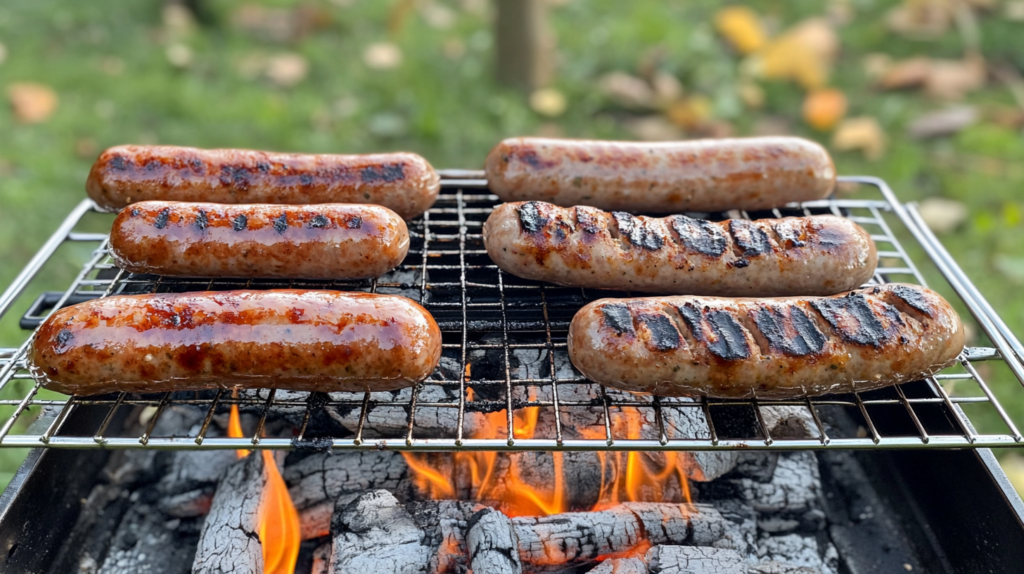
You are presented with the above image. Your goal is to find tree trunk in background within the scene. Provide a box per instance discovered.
[495,0,554,91]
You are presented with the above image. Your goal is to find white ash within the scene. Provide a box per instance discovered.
[329,490,433,574]
[192,454,267,574]
[588,556,648,573]
[466,507,523,574]
[756,534,837,574]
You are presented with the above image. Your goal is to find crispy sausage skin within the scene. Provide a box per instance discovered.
[567,284,964,399]
[483,201,877,296]
[109,201,409,279]
[485,137,835,213]
[30,290,442,396]
[86,145,441,220]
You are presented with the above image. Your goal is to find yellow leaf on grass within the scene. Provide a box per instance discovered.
[530,88,566,117]
[714,6,767,55]
[802,88,847,131]
[832,116,886,160]
[8,82,58,124]
[666,95,713,129]
[748,18,838,90]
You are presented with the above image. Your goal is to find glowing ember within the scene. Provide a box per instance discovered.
[228,401,301,574]
[402,365,692,520]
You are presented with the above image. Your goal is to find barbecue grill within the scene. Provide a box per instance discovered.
[0,173,1021,452]
[1,172,1024,573]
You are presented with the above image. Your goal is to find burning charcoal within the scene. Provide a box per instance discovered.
[284,450,413,539]
[759,406,821,440]
[749,561,823,574]
[310,543,331,574]
[192,454,267,573]
[645,546,746,574]
[731,452,821,527]
[466,507,523,574]
[588,557,648,573]
[511,503,726,566]
[756,533,837,574]
[97,502,199,574]
[329,490,432,573]
[728,453,780,483]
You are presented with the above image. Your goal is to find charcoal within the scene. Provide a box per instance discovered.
[466,507,523,574]
[192,454,267,574]
[97,501,198,574]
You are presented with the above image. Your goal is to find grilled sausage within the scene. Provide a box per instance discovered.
[485,137,835,213]
[568,284,964,399]
[483,201,877,296]
[109,201,409,279]
[30,290,442,396]
[86,145,441,220]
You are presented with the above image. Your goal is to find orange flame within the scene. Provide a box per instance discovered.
[228,400,300,574]
[401,366,691,521]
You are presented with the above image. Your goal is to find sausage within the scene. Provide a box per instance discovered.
[109,201,409,279]
[567,284,964,399]
[30,290,442,396]
[484,137,835,213]
[86,145,440,220]
[483,201,877,296]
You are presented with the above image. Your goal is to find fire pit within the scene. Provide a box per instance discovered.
[0,172,1021,573]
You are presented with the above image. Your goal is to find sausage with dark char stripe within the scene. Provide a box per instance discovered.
[30,290,442,396]
[567,284,964,398]
[485,137,835,213]
[109,201,409,279]
[87,145,440,220]
[483,201,877,296]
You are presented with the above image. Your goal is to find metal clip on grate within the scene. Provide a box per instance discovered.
[0,173,1021,451]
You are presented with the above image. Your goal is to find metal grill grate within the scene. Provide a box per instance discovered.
[0,173,1022,451]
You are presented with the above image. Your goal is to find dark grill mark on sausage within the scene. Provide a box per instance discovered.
[274,214,288,234]
[130,208,140,217]
[232,214,248,231]
[55,329,74,352]
[518,202,548,234]
[517,150,557,170]
[299,174,314,186]
[729,220,772,256]
[190,159,204,172]
[753,306,826,356]
[575,208,600,234]
[109,155,130,170]
[145,161,161,172]
[154,208,171,230]
[773,223,806,248]
[602,304,634,336]
[671,216,727,257]
[705,310,752,360]
[256,161,271,173]
[812,294,889,347]
[613,212,664,251]
[637,313,681,351]
[346,216,362,229]
[382,163,405,182]
[195,210,208,231]
[308,214,329,229]
[677,303,703,339]
[889,284,933,317]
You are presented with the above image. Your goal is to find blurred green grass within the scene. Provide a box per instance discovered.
[1,0,1024,490]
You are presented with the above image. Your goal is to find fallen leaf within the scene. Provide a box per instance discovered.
[918,197,968,233]
[694,120,736,139]
[714,6,767,55]
[878,56,931,90]
[748,18,838,89]
[924,54,985,100]
[624,116,684,141]
[666,95,713,130]
[651,71,684,108]
[598,72,654,109]
[363,42,403,70]
[802,88,847,131]
[832,116,886,160]
[165,43,193,68]
[907,105,978,138]
[530,88,567,117]
[8,82,58,124]
[886,0,952,38]
[1006,0,1024,21]
[265,53,309,87]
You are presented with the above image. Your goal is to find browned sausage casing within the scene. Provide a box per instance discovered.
[485,137,835,213]
[30,290,442,396]
[109,201,409,279]
[87,145,440,220]
[568,284,964,399]
[484,201,877,296]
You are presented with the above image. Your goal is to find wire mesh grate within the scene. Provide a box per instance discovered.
[0,173,1022,451]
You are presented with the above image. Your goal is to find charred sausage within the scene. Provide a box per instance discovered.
[485,137,835,213]
[30,290,442,396]
[109,201,409,279]
[483,201,877,296]
[87,145,440,220]
[567,284,964,399]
